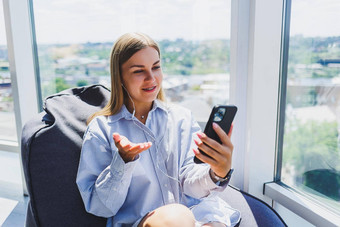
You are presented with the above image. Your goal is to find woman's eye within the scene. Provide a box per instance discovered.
[133,70,143,74]
[153,66,161,70]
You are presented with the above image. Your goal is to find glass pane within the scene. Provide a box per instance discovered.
[33,0,231,122]
[282,0,340,212]
[0,2,17,142]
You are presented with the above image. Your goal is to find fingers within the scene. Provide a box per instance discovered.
[129,142,152,155]
[228,123,234,138]
[193,148,218,165]
[196,123,233,155]
[194,138,220,162]
[193,124,234,177]
[113,133,131,151]
[193,144,230,177]
[113,132,152,155]
[212,123,233,147]
[196,132,224,157]
[113,133,121,143]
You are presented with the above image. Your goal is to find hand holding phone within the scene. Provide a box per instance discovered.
[194,105,237,164]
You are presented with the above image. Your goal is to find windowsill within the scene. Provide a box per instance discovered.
[263,182,340,227]
[0,140,19,153]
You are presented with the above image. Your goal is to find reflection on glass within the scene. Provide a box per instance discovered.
[33,0,231,122]
[282,0,340,212]
[0,3,17,142]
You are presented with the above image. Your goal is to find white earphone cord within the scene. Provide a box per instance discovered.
[121,84,184,201]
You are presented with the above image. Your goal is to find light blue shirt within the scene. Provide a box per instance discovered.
[76,100,240,226]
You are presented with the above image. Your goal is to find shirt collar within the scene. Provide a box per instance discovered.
[152,99,168,113]
[107,99,168,123]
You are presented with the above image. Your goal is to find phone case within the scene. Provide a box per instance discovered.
[194,105,237,164]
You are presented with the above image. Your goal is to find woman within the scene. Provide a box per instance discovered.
[76,33,240,227]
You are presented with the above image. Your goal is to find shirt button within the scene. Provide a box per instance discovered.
[164,184,168,187]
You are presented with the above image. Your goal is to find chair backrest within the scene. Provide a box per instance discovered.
[21,85,110,227]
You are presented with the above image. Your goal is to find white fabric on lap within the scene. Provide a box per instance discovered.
[191,192,241,227]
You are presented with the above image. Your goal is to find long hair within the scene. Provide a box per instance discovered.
[87,33,166,124]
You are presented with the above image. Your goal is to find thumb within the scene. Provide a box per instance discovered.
[228,123,234,138]
[113,133,122,143]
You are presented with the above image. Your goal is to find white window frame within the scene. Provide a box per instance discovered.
[230,0,282,202]
[230,0,340,226]
[2,0,40,194]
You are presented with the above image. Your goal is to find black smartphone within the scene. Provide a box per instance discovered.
[194,105,237,164]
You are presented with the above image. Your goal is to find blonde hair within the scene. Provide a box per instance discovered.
[87,33,166,124]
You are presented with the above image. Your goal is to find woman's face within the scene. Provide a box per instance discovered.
[121,46,163,108]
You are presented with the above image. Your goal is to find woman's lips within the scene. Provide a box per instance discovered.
[142,86,157,92]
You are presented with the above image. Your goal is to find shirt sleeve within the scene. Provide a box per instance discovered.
[76,124,138,217]
[179,113,229,199]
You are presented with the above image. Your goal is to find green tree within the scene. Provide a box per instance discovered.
[283,117,340,177]
[55,77,71,92]
[41,77,71,98]
[158,39,230,75]
[77,79,88,87]
[283,117,340,199]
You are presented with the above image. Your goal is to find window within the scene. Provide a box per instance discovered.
[32,0,231,122]
[0,2,17,142]
[280,0,340,213]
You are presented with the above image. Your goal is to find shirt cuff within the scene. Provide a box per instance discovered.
[203,167,228,192]
[110,151,139,181]
[200,166,219,189]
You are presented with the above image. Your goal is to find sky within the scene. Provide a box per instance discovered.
[1,0,231,45]
[289,0,340,37]
[1,0,340,45]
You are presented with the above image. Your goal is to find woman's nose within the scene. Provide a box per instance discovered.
[145,71,156,82]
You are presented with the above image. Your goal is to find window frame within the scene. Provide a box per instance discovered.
[2,0,40,194]
[264,182,340,226]
[254,0,340,225]
[2,0,40,145]
[230,0,283,203]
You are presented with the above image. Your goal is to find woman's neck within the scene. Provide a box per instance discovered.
[125,100,153,123]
